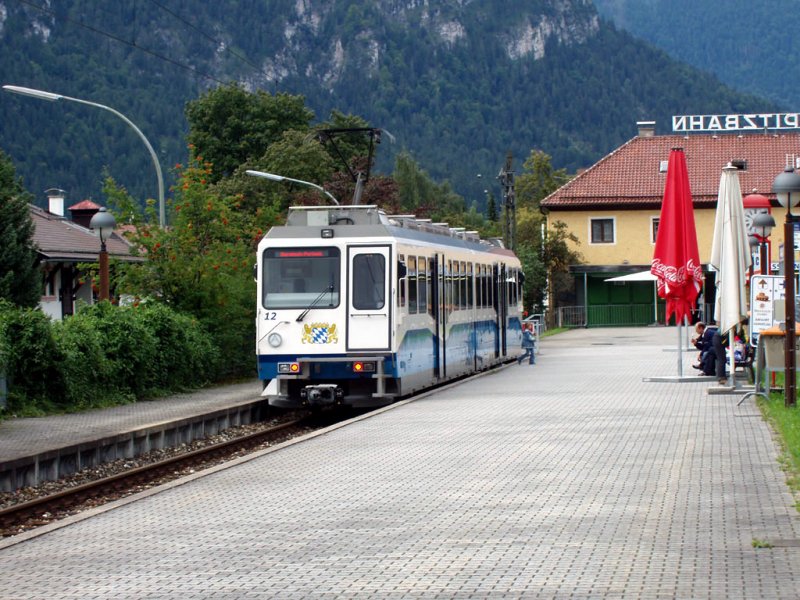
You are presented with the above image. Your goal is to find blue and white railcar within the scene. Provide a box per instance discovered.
[256,205,524,408]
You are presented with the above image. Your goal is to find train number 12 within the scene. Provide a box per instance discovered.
[263,312,277,320]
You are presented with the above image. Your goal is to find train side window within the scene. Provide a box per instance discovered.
[467,263,474,309]
[508,268,516,307]
[489,266,495,309]
[452,260,460,312]
[407,256,418,314]
[447,260,454,316]
[458,260,467,308]
[426,258,434,317]
[352,253,386,310]
[480,265,487,308]
[398,255,406,309]
[476,265,481,309]
[418,256,428,317]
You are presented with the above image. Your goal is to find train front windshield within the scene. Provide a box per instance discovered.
[262,247,341,309]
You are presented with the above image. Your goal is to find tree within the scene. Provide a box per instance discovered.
[486,191,498,222]
[0,149,40,308]
[185,84,314,183]
[516,208,582,315]
[215,129,339,214]
[111,151,262,377]
[516,149,572,211]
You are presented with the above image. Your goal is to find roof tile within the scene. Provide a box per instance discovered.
[30,205,137,262]
[541,133,800,209]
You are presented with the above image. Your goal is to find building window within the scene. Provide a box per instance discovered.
[651,217,660,244]
[590,218,615,244]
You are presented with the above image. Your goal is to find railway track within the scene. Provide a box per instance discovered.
[0,413,323,538]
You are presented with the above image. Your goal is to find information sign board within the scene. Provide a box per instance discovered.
[750,275,786,343]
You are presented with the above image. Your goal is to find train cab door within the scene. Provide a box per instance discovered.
[346,245,392,351]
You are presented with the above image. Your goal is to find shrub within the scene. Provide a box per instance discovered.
[129,302,219,390]
[53,310,130,409]
[0,300,66,414]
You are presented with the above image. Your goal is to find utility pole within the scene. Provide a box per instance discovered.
[498,151,516,250]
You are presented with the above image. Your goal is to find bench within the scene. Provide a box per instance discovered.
[733,343,755,382]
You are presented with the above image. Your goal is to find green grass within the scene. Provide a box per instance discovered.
[757,388,800,510]
[541,327,568,338]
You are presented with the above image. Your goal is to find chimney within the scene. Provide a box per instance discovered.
[68,199,102,229]
[637,121,656,137]
[45,188,67,217]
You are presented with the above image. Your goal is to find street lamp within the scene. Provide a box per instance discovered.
[245,170,339,206]
[748,235,760,281]
[89,207,117,302]
[753,212,776,275]
[3,85,165,227]
[772,167,800,407]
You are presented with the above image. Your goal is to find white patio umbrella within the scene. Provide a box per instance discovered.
[709,164,752,386]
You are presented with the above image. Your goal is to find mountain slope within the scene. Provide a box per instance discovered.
[594,0,800,108]
[0,0,777,208]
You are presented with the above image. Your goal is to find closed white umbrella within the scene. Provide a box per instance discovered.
[710,164,752,385]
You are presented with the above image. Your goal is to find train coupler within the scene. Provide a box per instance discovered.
[300,384,344,405]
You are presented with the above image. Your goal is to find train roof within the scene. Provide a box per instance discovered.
[270,205,515,256]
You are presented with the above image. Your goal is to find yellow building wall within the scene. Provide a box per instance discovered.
[547,207,788,268]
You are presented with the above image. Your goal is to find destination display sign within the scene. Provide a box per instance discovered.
[672,113,800,133]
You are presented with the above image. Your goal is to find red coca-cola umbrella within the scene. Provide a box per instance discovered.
[651,148,703,325]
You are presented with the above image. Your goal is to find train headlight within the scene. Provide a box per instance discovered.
[278,362,300,374]
[352,361,376,373]
[268,333,283,348]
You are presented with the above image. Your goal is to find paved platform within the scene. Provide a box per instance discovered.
[1,326,799,598]
[0,380,265,490]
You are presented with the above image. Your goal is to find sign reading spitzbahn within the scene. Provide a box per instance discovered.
[672,113,800,133]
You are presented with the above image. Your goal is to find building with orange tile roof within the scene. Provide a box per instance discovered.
[540,121,799,325]
[32,190,139,320]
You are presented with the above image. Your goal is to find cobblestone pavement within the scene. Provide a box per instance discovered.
[1,327,798,599]
[0,380,262,462]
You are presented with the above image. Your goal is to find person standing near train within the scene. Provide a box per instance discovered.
[518,324,536,365]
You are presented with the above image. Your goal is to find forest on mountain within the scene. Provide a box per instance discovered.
[594,0,800,109]
[0,0,777,210]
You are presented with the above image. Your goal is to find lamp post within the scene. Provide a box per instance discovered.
[3,85,165,227]
[748,235,760,281]
[89,207,116,302]
[753,212,776,275]
[772,167,800,407]
[245,170,339,206]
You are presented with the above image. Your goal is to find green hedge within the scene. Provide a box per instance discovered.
[0,300,222,416]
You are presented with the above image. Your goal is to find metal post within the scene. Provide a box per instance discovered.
[497,152,516,251]
[2,86,165,227]
[785,212,797,406]
[98,241,110,302]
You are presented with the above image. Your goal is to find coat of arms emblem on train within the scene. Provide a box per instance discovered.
[302,323,338,344]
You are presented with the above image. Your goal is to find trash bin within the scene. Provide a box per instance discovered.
[761,324,800,371]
